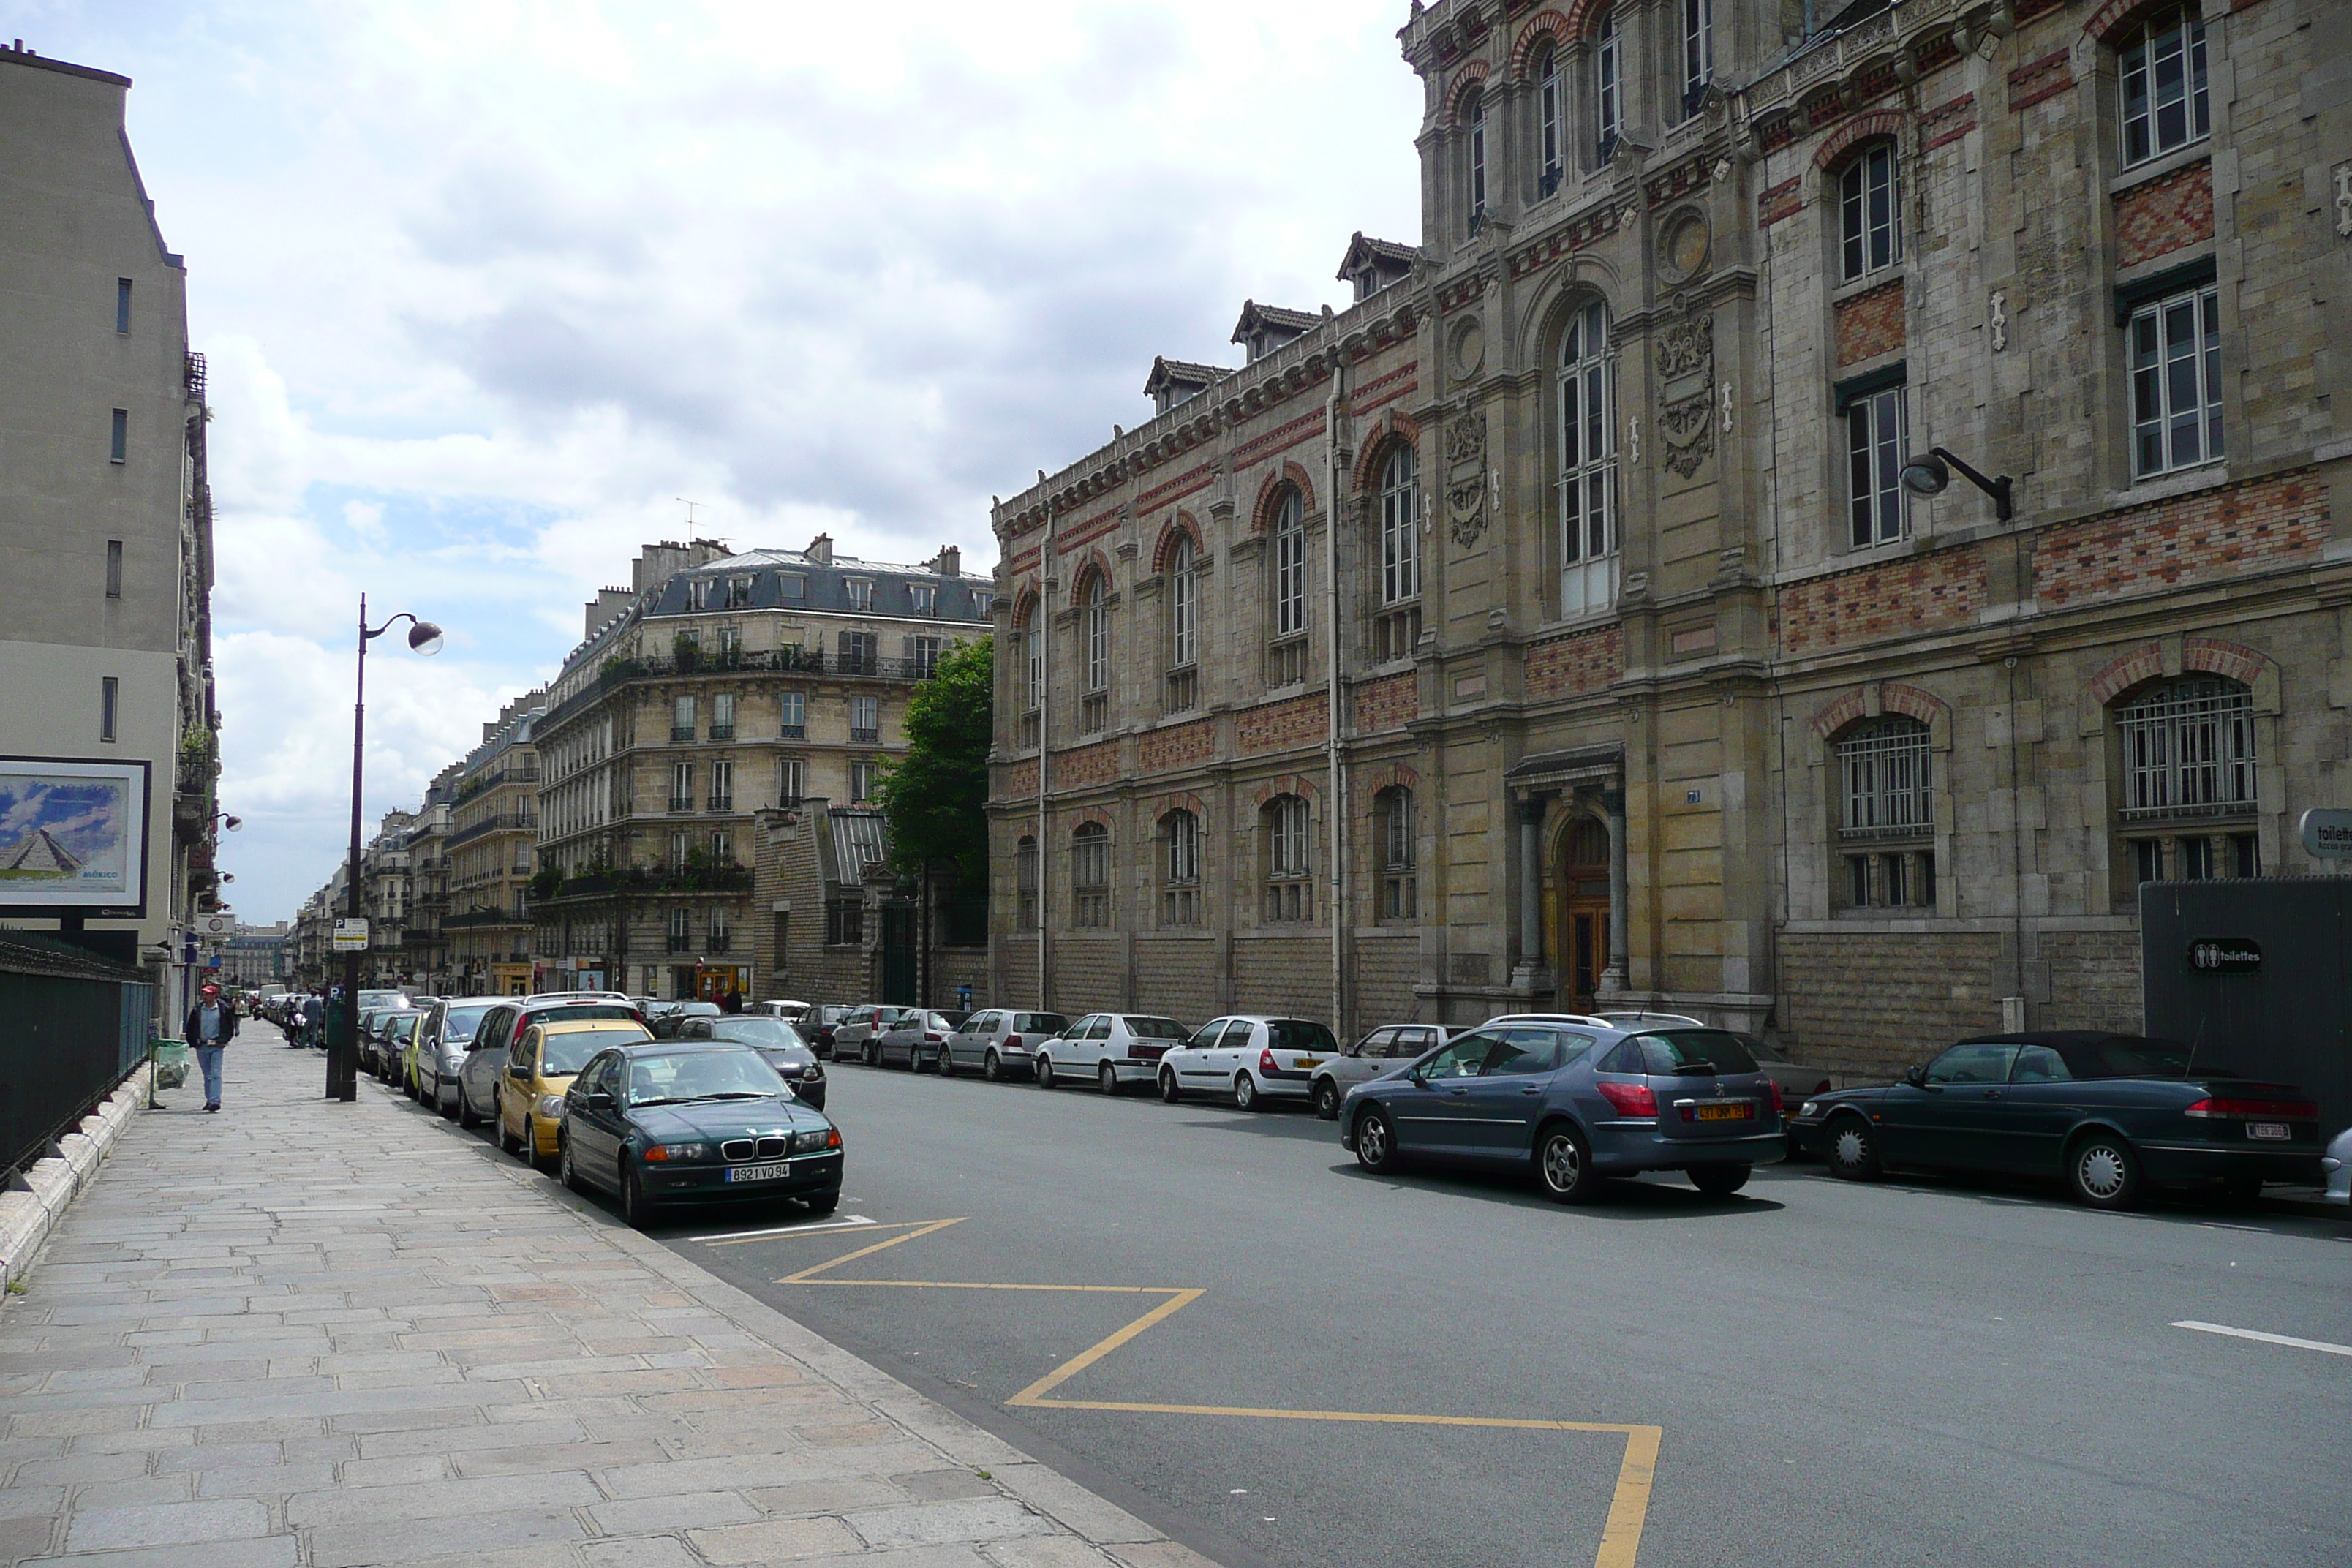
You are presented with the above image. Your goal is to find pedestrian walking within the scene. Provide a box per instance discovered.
[184,982,238,1112]
[300,992,325,1049]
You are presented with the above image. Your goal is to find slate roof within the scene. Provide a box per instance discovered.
[647,550,990,625]
[826,810,892,886]
[1142,356,1233,398]
[1230,300,1323,345]
[1337,233,1420,278]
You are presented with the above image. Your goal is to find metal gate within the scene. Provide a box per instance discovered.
[878,902,917,1006]
[0,935,154,1177]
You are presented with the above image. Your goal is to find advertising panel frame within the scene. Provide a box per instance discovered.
[0,755,154,919]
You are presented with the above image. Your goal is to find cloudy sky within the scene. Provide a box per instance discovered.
[10,1,1424,922]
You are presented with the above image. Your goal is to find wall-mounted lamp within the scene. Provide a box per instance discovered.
[1899,445,2013,521]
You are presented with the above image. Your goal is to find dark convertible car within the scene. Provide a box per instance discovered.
[1787,1031,2324,1208]
[559,1042,843,1227]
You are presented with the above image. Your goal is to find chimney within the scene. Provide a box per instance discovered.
[932,546,960,578]
[807,533,833,565]
[584,587,633,638]
[481,721,497,743]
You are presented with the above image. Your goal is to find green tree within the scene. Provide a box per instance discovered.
[874,637,993,874]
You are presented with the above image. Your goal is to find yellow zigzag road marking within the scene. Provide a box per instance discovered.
[748,1216,1660,1568]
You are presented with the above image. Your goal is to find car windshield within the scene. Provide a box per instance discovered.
[1126,1017,1186,1040]
[625,1049,787,1106]
[1634,1030,1759,1076]
[390,1017,419,1041]
[1269,1021,1339,1053]
[709,1017,808,1051]
[543,1027,651,1074]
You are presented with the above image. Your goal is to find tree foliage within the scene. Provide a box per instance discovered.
[874,637,992,873]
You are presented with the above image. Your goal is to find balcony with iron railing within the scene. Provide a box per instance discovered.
[447,812,535,849]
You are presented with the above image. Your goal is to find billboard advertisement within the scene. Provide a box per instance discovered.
[0,756,152,917]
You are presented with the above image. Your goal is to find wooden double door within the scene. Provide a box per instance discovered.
[1559,817,1611,1013]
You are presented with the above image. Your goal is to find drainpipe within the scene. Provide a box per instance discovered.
[1325,349,1349,1042]
[1038,489,1055,1014]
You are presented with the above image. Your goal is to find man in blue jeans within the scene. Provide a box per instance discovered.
[184,983,238,1112]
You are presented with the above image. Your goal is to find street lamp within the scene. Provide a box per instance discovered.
[1899,445,2014,521]
[332,596,442,1101]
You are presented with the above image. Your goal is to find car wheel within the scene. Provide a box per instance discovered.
[804,1187,840,1216]
[498,1102,521,1156]
[439,1082,459,1120]
[936,1044,954,1077]
[2068,1130,2144,1210]
[457,1084,481,1128]
[1036,1055,1056,1090]
[1233,1072,1259,1111]
[1689,1164,1751,1197]
[622,1162,657,1229]
[1160,1070,1181,1104]
[1098,1062,1119,1096]
[1536,1122,1598,1205]
[904,1043,919,1071]
[1353,1107,1399,1173]
[522,1115,543,1166]
[984,1049,1003,1083]
[1311,1078,1340,1120]
[1825,1114,1882,1181]
[558,1134,585,1193]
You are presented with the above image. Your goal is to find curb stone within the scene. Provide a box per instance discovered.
[0,1064,150,1292]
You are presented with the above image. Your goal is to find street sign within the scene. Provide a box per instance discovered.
[197,913,235,938]
[331,917,370,952]
[2298,807,2352,859]
[2187,938,2262,974]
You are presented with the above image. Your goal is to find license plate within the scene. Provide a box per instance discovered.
[725,1161,793,1183]
[1694,1104,1754,1122]
[2246,1123,2290,1141]
[1292,1058,1322,1070]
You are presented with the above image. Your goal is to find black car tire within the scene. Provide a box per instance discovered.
[936,1044,954,1077]
[1354,1107,1400,1173]
[2068,1130,2144,1210]
[439,1082,459,1121]
[522,1116,543,1167]
[559,1135,585,1194]
[1233,1072,1260,1111]
[498,1104,521,1156]
[457,1082,481,1128]
[1160,1070,1181,1104]
[1690,1164,1751,1197]
[1536,1122,1599,1205]
[904,1043,919,1071]
[1036,1055,1057,1090]
[622,1162,657,1229]
[1311,1078,1340,1120]
[2220,1172,2265,1207]
[1825,1114,1882,1181]
[1098,1062,1119,1096]
[804,1187,840,1215]
[984,1049,1003,1083]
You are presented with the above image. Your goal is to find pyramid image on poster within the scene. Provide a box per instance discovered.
[1,829,83,878]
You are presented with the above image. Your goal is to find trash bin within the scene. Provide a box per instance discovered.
[154,1038,191,1090]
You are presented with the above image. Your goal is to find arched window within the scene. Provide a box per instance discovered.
[2119,4,2209,168]
[1269,489,1309,687]
[1263,795,1313,924]
[1376,788,1416,921]
[1161,810,1201,927]
[1017,599,1043,748]
[1016,835,1039,929]
[1680,0,1712,118]
[1465,88,1488,233]
[1536,46,1563,196]
[1835,717,1934,910]
[1071,823,1110,929]
[1557,299,1618,618]
[2116,675,2260,884]
[1838,143,1902,284]
[1166,534,1199,712]
[1594,10,1621,159]
[1077,573,1109,734]
[1373,445,1420,661]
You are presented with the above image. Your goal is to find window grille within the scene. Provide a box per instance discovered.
[2120,5,2209,167]
[1072,825,1111,928]
[1163,812,1200,927]
[1847,385,1909,547]
[2129,285,2223,478]
[710,693,734,740]
[850,695,880,744]
[839,630,877,674]
[1838,720,1933,838]
[1017,837,1039,929]
[1839,145,1902,282]
[1264,796,1312,923]
[2118,678,2255,820]
[1558,301,1619,617]
[672,695,696,744]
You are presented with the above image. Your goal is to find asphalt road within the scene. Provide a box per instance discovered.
[399,1055,2352,1568]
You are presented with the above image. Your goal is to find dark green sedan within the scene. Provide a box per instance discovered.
[557,1041,843,1228]
[1788,1031,2323,1209]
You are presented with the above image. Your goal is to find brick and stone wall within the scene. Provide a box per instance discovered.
[2113,159,2214,269]
[1352,673,1416,734]
[2035,473,2329,608]
[1780,930,2005,1079]
[1525,625,1624,699]
[1781,549,1986,656]
[1833,280,1905,367]
[1238,693,1327,755]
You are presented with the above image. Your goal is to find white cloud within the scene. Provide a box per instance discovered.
[7,0,1422,920]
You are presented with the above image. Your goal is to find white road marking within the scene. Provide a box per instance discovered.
[693,1214,875,1243]
[2172,1320,2352,1358]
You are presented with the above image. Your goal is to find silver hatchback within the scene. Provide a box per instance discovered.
[1310,1023,1453,1120]
[941,1009,1071,1082]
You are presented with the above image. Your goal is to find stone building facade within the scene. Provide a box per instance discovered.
[445,693,546,997]
[987,0,2351,1077]
[532,538,989,1003]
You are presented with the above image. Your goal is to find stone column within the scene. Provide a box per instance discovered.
[1600,787,1628,998]
[1509,793,1553,992]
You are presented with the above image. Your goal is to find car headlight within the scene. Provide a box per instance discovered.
[536,1095,567,1117]
[791,1128,840,1154]
[643,1142,709,1163]
[1798,1100,1823,1118]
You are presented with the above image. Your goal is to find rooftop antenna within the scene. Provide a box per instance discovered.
[676,497,704,528]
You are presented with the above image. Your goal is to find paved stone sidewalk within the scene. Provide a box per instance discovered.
[0,1039,1216,1568]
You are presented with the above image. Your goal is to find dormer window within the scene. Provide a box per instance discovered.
[1337,233,1417,304]
[845,578,872,611]
[780,573,805,600]
[911,583,937,616]
[725,576,753,608]
[1144,355,1229,415]
[688,578,715,611]
[1231,301,1318,364]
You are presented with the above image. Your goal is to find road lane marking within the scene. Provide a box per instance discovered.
[774,1217,1659,1568]
[2173,1320,2352,1358]
[694,1215,878,1244]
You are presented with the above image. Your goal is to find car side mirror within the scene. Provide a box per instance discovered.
[1904,1065,1929,1088]
[508,1064,529,1081]
[586,1090,615,1110]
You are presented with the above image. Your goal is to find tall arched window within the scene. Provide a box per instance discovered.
[1161,810,1201,927]
[1263,795,1313,924]
[1376,788,1416,921]
[1374,445,1420,661]
[1018,600,1043,749]
[1077,573,1109,734]
[1836,717,1934,910]
[2117,676,2258,884]
[1838,143,1902,283]
[1557,299,1618,618]
[1016,835,1039,929]
[1166,534,1199,712]
[1536,46,1563,196]
[1681,0,1713,118]
[1594,10,1621,159]
[1071,823,1110,928]
[1466,88,1488,233]
[1269,489,1308,687]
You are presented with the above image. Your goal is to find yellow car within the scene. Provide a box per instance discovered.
[497,1018,655,1167]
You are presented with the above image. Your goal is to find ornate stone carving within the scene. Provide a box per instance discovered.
[1444,416,1485,467]
[1447,478,1487,549]
[1656,310,1716,478]
[1656,312,1714,380]
[1445,409,1488,550]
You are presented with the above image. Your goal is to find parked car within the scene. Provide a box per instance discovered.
[489,1017,655,1166]
[1787,1031,2326,1208]
[1589,1011,1705,1029]
[834,1005,913,1064]
[410,995,508,1109]
[649,1000,723,1039]
[429,995,643,1123]
[2323,1126,2351,1205]
[677,1015,828,1109]
[751,999,812,1023]
[559,1041,845,1227]
[366,1010,426,1079]
[1309,1024,1455,1119]
[806,1005,856,1059]
[941,1009,1071,1082]
[1157,1016,1341,1109]
[1033,1014,1188,1094]
[872,1010,975,1072]
[358,988,412,1016]
[1341,1022,1785,1201]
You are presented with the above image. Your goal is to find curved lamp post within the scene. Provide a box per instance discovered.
[332,597,442,1101]
[1899,445,2014,521]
